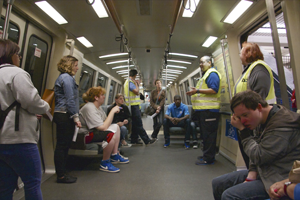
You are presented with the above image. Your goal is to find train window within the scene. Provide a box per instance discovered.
[97,72,107,88]
[241,11,294,109]
[184,80,191,105]
[0,17,20,44]
[108,80,116,105]
[79,64,95,105]
[24,35,48,94]
[116,83,122,94]
[179,84,186,104]
[191,73,201,87]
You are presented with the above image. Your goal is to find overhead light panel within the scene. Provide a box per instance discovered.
[112,65,134,69]
[182,0,201,18]
[107,60,128,65]
[35,1,68,24]
[169,53,197,58]
[202,36,218,48]
[167,60,191,64]
[162,71,182,74]
[77,36,93,48]
[161,74,179,77]
[100,53,128,59]
[89,0,109,18]
[166,65,187,69]
[163,69,183,73]
[223,0,253,24]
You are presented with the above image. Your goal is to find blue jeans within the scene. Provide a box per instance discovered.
[163,118,192,142]
[151,108,164,139]
[119,125,128,147]
[130,105,150,144]
[212,170,269,200]
[0,143,43,200]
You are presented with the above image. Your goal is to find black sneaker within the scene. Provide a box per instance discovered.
[147,138,157,145]
[57,175,77,184]
[131,141,143,145]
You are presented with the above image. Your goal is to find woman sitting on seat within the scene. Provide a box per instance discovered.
[79,86,129,173]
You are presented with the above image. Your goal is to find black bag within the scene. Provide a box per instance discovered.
[144,105,156,116]
[0,101,20,130]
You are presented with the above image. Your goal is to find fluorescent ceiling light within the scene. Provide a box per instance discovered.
[169,82,173,83]
[162,71,182,74]
[166,65,187,69]
[121,75,129,77]
[77,36,93,48]
[202,36,218,48]
[223,0,253,24]
[163,69,183,73]
[169,53,197,58]
[89,0,109,18]
[10,28,18,32]
[112,65,134,69]
[99,53,128,59]
[167,60,191,64]
[35,1,68,24]
[117,72,128,75]
[161,74,179,77]
[107,60,128,65]
[116,70,129,73]
[182,0,200,18]
[256,28,286,34]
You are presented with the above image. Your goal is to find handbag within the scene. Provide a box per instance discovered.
[42,88,55,120]
[144,90,163,116]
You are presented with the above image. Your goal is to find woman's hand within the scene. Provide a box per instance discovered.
[112,105,120,114]
[123,119,128,125]
[75,121,82,128]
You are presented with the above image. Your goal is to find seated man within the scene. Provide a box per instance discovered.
[163,95,192,149]
[107,93,132,148]
[212,90,300,199]
[79,86,129,173]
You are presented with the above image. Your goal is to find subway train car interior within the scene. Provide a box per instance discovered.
[0,0,299,199]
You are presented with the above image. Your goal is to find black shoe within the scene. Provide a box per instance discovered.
[131,141,143,145]
[147,138,157,145]
[57,175,77,184]
[197,156,215,161]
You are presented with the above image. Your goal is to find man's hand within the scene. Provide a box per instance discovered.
[186,87,197,96]
[231,114,245,131]
[268,180,285,199]
[123,119,128,125]
[112,105,120,114]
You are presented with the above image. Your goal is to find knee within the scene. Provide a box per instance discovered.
[163,118,168,125]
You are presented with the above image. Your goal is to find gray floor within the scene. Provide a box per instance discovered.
[18,115,236,200]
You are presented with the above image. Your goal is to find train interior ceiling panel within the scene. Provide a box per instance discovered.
[0,0,299,199]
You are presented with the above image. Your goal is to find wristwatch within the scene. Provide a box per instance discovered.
[284,181,292,197]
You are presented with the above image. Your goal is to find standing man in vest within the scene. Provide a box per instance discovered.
[186,56,221,165]
[234,42,276,169]
[124,69,156,145]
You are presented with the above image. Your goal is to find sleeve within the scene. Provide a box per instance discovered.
[129,82,136,92]
[12,71,49,114]
[241,129,293,166]
[294,183,300,200]
[150,90,156,108]
[248,64,271,100]
[206,72,220,93]
[158,90,166,108]
[62,76,78,116]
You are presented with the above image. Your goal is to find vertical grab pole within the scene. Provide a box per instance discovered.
[220,39,232,100]
[2,0,15,39]
[127,54,131,107]
[265,0,289,108]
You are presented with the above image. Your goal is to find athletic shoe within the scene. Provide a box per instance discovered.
[131,141,143,145]
[195,158,214,165]
[121,141,132,148]
[184,142,190,149]
[147,138,157,145]
[193,141,198,149]
[100,160,120,172]
[197,156,215,161]
[57,175,77,184]
[111,153,129,164]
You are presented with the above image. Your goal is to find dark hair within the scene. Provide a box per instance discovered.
[230,90,268,112]
[154,79,161,85]
[129,69,138,77]
[0,39,20,65]
[57,55,78,75]
[174,95,181,101]
[242,42,264,63]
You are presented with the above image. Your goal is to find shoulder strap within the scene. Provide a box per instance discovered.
[156,90,163,104]
[3,101,20,131]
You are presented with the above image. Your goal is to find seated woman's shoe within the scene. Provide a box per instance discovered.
[57,175,77,183]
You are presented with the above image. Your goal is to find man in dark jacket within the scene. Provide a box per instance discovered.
[107,94,132,147]
[212,90,300,200]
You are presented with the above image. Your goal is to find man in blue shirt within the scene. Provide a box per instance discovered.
[187,56,221,165]
[163,95,191,149]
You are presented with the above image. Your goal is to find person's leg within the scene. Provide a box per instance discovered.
[120,125,130,146]
[212,170,248,200]
[163,118,171,145]
[151,110,164,139]
[0,144,43,200]
[131,105,150,144]
[190,121,199,148]
[53,113,75,179]
[130,105,139,143]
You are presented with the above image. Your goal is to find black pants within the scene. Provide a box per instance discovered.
[193,110,220,163]
[53,112,75,177]
[130,105,150,144]
[151,108,164,139]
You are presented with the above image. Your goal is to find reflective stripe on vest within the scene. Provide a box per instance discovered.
[191,68,222,110]
[124,79,140,106]
[234,60,276,104]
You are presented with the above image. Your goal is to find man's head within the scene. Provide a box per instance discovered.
[85,86,106,105]
[129,69,138,79]
[231,90,268,130]
[199,56,212,73]
[240,42,264,66]
[174,95,182,107]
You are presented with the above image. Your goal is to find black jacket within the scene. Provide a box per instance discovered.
[107,103,131,124]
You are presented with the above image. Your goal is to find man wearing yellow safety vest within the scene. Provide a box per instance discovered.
[186,56,221,165]
[234,42,276,169]
[124,69,156,145]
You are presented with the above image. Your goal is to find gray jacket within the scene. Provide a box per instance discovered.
[0,65,49,144]
[240,105,300,191]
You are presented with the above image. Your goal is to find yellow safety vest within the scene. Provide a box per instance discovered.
[191,68,222,110]
[234,60,276,104]
[124,79,140,106]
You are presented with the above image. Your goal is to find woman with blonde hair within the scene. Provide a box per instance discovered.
[53,55,81,183]
[0,39,50,199]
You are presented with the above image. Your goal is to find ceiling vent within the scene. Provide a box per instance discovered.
[137,0,152,16]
